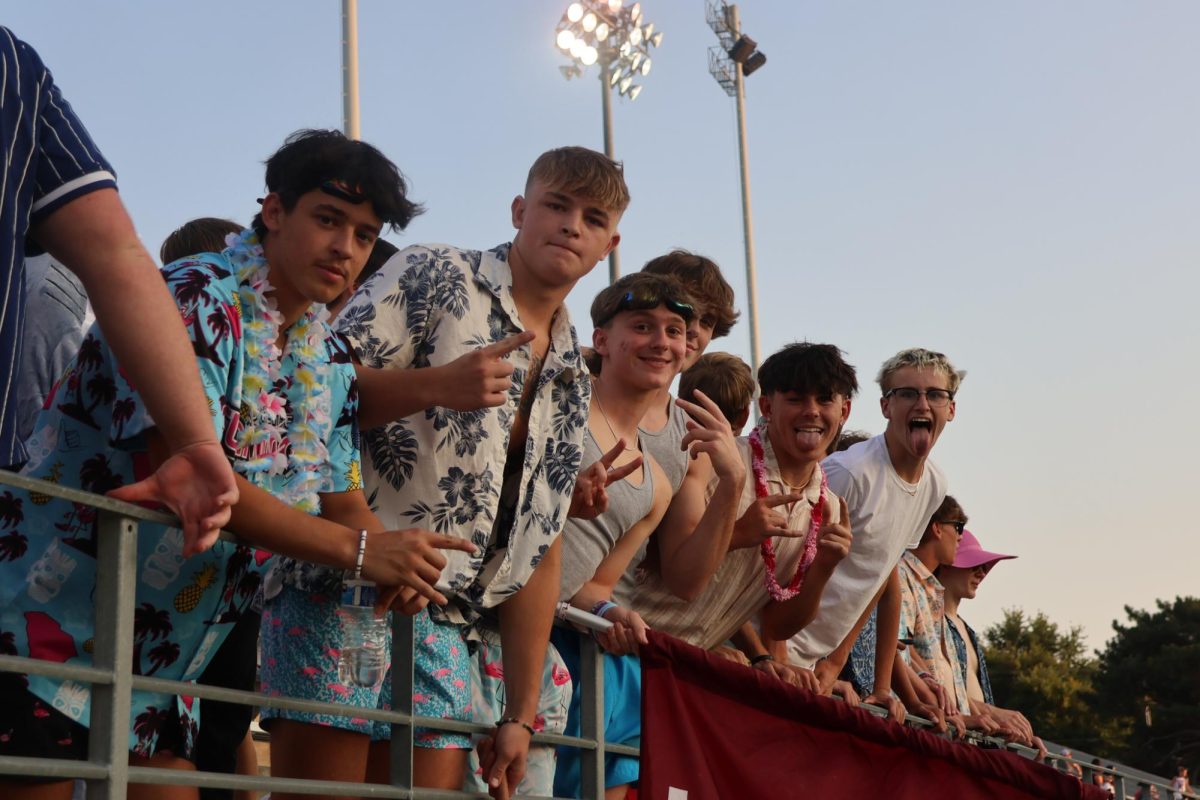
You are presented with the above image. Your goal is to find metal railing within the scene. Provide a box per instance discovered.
[0,469,1180,798]
[0,469,627,799]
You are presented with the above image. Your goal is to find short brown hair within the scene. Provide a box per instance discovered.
[590,272,697,329]
[160,217,242,265]
[641,250,739,338]
[526,146,630,214]
[921,494,967,544]
[680,353,754,425]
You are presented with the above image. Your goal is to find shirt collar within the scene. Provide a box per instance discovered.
[473,243,584,381]
[902,549,941,587]
[758,429,825,506]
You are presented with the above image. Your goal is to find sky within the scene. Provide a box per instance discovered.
[8,1,1199,653]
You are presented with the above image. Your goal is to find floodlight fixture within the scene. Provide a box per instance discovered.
[618,75,633,94]
[742,50,766,76]
[554,0,662,103]
[628,85,642,101]
[728,34,757,63]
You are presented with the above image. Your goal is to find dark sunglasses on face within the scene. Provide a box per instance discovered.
[598,290,694,327]
[940,520,966,535]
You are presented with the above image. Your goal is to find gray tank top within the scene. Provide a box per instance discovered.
[559,428,655,603]
[639,396,689,493]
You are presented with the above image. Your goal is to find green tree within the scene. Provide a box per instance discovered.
[983,608,1129,752]
[1093,596,1200,777]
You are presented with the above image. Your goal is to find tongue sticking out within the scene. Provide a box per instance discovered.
[907,421,933,455]
[795,429,824,451]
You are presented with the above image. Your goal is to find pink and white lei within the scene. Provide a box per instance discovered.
[748,422,827,602]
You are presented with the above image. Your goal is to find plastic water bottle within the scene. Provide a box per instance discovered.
[338,580,389,688]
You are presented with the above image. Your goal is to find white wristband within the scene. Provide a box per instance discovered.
[353,529,368,580]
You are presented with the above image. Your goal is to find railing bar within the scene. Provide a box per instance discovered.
[0,654,115,685]
[578,635,605,800]
[87,511,138,800]
[389,611,415,791]
[0,755,110,780]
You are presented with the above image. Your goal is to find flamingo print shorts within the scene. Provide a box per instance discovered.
[258,585,470,748]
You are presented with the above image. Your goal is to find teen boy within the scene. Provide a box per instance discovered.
[334,146,628,798]
[554,273,745,798]
[628,343,854,680]
[781,348,963,718]
[0,129,471,799]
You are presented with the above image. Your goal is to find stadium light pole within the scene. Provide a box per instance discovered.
[342,0,360,139]
[556,1,663,283]
[707,0,766,379]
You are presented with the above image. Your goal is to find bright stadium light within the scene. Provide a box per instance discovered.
[553,0,664,281]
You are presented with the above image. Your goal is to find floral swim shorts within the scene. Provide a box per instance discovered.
[259,585,470,748]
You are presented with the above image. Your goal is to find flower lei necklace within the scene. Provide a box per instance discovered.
[224,230,334,513]
[749,421,827,602]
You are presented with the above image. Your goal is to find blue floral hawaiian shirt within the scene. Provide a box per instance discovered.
[0,243,359,757]
[335,243,589,627]
[945,612,995,706]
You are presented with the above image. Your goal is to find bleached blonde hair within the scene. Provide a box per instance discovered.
[876,348,965,394]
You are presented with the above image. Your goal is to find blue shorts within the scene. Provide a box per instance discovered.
[259,585,470,748]
[551,628,641,796]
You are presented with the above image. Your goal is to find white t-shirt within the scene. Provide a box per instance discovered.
[787,434,947,667]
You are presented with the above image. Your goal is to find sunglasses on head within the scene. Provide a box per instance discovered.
[597,289,694,327]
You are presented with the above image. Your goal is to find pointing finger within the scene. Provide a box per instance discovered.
[482,330,536,358]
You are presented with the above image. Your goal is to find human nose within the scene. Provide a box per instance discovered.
[560,210,582,238]
[330,225,354,257]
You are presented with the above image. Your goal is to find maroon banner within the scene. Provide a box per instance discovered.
[639,630,1106,800]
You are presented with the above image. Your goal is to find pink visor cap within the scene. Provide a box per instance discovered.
[952,530,1017,570]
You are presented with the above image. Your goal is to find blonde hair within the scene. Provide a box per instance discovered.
[876,348,965,394]
[526,146,630,214]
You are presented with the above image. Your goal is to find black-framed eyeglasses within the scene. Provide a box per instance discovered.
[884,387,954,407]
[938,520,966,535]
[597,290,695,327]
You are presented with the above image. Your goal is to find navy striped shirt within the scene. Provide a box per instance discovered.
[0,27,116,466]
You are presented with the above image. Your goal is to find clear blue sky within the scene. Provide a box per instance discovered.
[10,1,1199,652]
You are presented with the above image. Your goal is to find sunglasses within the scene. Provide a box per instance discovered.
[939,520,966,535]
[597,289,694,327]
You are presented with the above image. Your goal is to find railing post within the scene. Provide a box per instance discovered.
[86,512,139,799]
[389,611,415,792]
[579,635,606,800]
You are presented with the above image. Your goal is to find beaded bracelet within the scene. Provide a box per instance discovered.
[749,653,774,666]
[497,717,536,736]
[353,529,368,580]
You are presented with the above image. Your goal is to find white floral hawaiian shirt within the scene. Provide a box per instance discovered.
[335,243,590,627]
